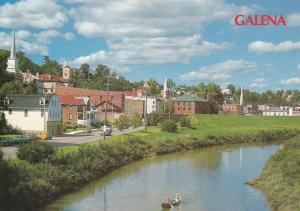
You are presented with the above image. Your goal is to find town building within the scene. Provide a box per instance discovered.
[174,94,210,115]
[54,86,125,123]
[124,97,145,117]
[124,96,162,117]
[36,74,69,94]
[222,104,243,115]
[62,61,73,82]
[3,94,62,136]
[60,95,95,126]
[262,107,289,116]
[6,32,19,73]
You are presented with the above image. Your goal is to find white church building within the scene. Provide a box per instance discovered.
[6,32,18,73]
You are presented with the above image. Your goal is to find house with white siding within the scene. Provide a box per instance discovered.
[3,94,62,136]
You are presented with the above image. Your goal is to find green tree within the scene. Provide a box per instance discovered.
[198,83,224,113]
[160,101,175,114]
[41,56,62,75]
[114,115,130,132]
[160,120,177,133]
[226,84,236,95]
[147,78,161,95]
[131,113,142,128]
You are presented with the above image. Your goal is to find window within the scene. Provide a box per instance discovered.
[69,114,72,120]
[183,102,186,106]
[189,107,191,111]
[24,109,28,117]
[188,102,191,106]
[41,109,44,117]
[8,109,12,115]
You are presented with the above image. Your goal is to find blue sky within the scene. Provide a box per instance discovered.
[0,0,300,92]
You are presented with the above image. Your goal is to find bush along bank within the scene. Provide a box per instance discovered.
[250,139,300,211]
[0,129,300,210]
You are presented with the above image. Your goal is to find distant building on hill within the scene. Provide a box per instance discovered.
[174,94,210,115]
[36,74,69,94]
[3,94,62,136]
[62,61,73,82]
[6,32,19,73]
[262,107,289,116]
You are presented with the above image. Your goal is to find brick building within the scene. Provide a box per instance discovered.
[222,104,243,115]
[174,94,210,115]
[55,86,125,122]
[60,95,94,126]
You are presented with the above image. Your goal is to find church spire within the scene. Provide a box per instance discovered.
[6,31,18,73]
[240,87,243,106]
[10,31,16,59]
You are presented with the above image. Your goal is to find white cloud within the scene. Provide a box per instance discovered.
[180,59,257,81]
[0,0,68,29]
[248,41,300,54]
[70,0,249,38]
[287,13,300,27]
[70,35,230,68]
[0,32,48,55]
[280,78,300,85]
[64,32,75,41]
[65,0,254,68]
[297,64,300,70]
[249,78,267,88]
[35,30,60,43]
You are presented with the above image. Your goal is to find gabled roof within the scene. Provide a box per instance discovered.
[6,94,56,110]
[38,74,68,83]
[174,94,207,102]
[60,95,85,106]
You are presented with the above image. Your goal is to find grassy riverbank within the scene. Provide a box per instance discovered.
[1,115,300,210]
[251,138,300,211]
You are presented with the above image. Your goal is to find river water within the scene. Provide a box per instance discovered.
[45,143,280,211]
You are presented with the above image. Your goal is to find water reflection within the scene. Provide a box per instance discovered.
[45,143,280,211]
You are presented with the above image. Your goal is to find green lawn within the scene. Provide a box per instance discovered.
[63,114,300,151]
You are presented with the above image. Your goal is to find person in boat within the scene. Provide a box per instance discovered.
[164,198,173,208]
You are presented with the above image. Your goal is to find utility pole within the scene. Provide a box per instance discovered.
[104,73,113,139]
[144,81,148,132]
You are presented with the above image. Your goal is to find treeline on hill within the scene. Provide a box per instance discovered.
[179,83,300,107]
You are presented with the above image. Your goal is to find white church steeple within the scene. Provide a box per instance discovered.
[6,32,18,73]
[240,87,243,106]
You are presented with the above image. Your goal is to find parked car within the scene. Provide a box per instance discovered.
[102,125,112,136]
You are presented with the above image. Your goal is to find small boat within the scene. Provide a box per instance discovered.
[161,198,181,209]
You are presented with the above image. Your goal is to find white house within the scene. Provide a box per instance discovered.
[262,107,289,116]
[3,94,62,136]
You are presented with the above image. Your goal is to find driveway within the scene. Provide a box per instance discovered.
[1,126,145,159]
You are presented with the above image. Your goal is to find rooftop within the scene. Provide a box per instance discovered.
[174,94,207,102]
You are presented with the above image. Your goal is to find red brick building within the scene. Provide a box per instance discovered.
[174,94,210,115]
[55,86,125,122]
[60,95,93,126]
[222,104,243,115]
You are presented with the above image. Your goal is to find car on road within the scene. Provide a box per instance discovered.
[102,125,112,136]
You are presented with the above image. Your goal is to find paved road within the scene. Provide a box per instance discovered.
[1,126,145,159]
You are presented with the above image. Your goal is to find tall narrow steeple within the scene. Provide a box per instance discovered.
[240,87,243,106]
[10,32,16,59]
[6,31,18,73]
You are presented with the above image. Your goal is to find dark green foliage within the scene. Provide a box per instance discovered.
[131,113,142,128]
[0,148,3,160]
[17,142,55,163]
[252,139,300,211]
[160,120,177,133]
[147,113,161,126]
[114,115,130,132]
[179,117,191,128]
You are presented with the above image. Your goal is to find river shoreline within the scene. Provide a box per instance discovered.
[0,128,300,210]
[249,139,300,211]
